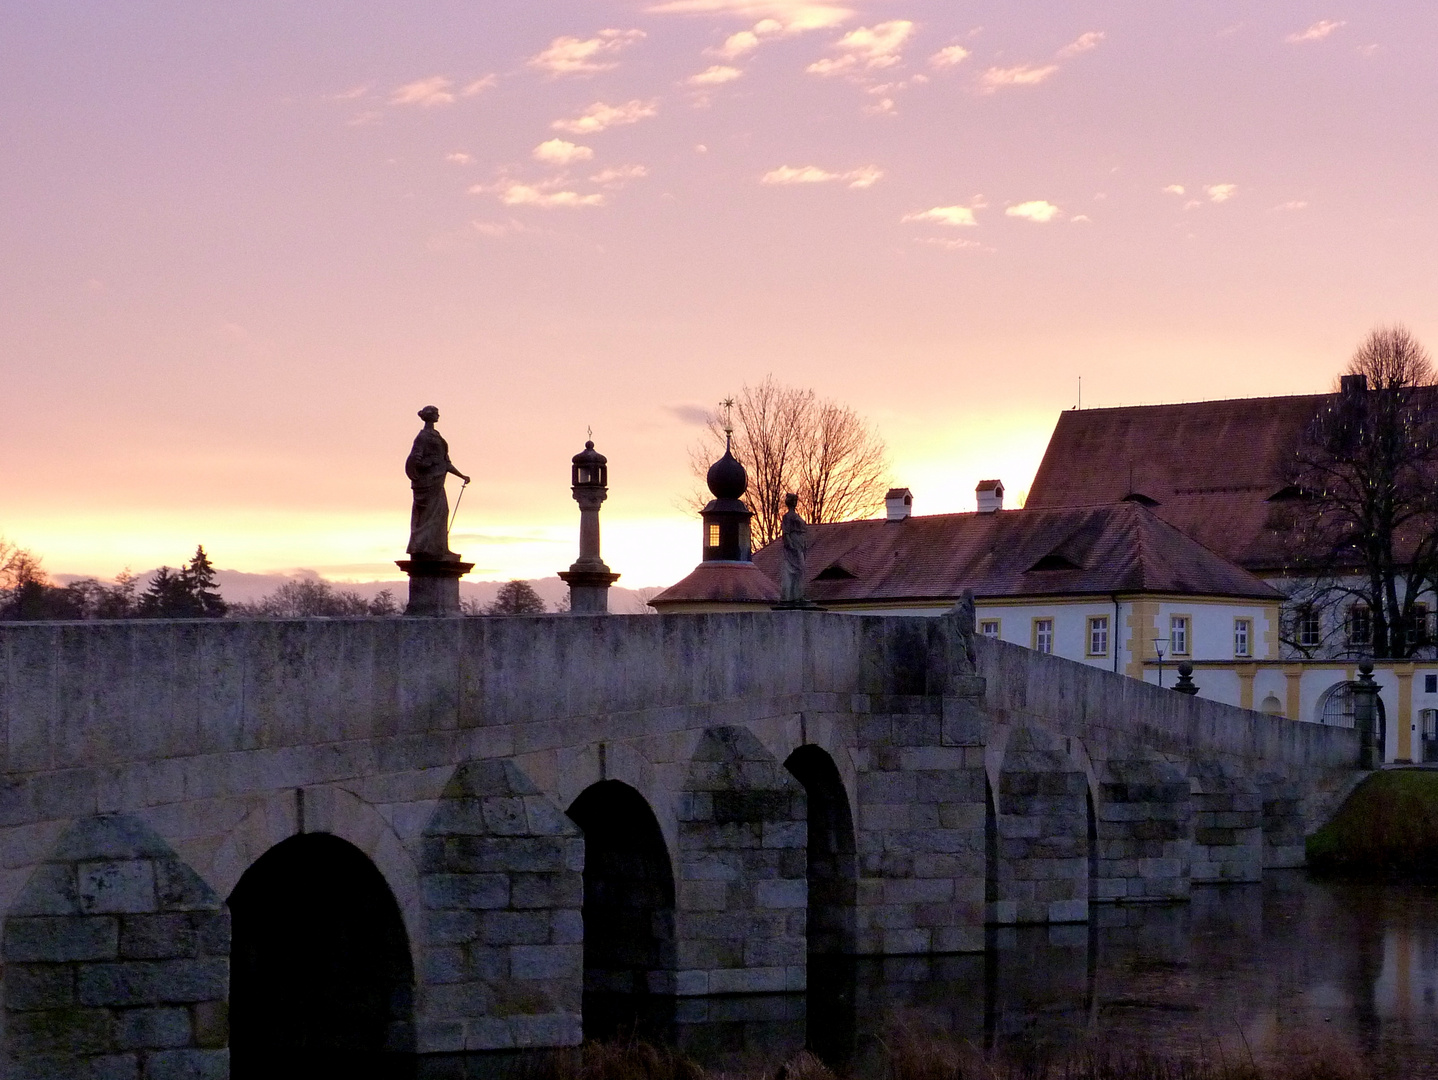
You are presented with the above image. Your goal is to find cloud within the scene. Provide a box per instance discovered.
[590,165,649,185]
[1274,200,1309,211]
[482,182,605,209]
[665,402,714,426]
[530,29,645,75]
[471,219,534,237]
[917,236,983,251]
[649,0,852,32]
[1006,200,1061,222]
[1205,183,1237,202]
[1057,31,1105,58]
[1162,184,1185,195]
[552,99,659,134]
[447,152,474,165]
[979,64,1059,91]
[902,205,978,227]
[807,20,914,75]
[533,139,594,165]
[930,44,971,69]
[688,64,743,85]
[391,76,456,107]
[331,84,370,101]
[1287,19,1345,43]
[463,75,497,96]
[761,164,882,188]
[712,18,786,57]
[1070,214,1092,223]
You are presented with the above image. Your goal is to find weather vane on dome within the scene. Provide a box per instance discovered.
[720,397,735,446]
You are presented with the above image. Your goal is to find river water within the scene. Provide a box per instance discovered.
[590,872,1438,1078]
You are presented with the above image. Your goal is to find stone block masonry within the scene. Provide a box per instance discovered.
[2,815,229,1080]
[677,726,808,995]
[0,612,1363,1066]
[419,759,583,1052]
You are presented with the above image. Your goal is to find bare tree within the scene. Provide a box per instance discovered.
[689,378,890,549]
[1281,325,1438,659]
[229,576,393,617]
[485,580,547,615]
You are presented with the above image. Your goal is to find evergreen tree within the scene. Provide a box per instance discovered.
[138,567,191,617]
[182,546,227,617]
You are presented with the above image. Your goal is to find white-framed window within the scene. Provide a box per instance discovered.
[979,619,1001,638]
[1347,604,1372,646]
[1234,618,1252,658]
[1087,616,1109,657]
[1169,615,1190,656]
[1409,603,1431,647]
[1033,618,1054,654]
[1298,608,1322,648]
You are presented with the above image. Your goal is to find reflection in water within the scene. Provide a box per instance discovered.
[585,873,1438,1079]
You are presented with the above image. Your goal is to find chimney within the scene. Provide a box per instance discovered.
[976,479,1004,513]
[885,487,913,521]
[1340,373,1368,396]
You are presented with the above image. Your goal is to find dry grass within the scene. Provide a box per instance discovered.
[511,1029,1369,1080]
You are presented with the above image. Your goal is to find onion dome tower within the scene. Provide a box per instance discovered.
[648,420,779,612]
[701,435,753,561]
[559,439,620,613]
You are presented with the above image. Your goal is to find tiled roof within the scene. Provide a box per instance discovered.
[748,502,1280,605]
[1025,394,1330,571]
[649,561,780,607]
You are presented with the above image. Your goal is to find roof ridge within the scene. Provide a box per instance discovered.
[1062,390,1334,415]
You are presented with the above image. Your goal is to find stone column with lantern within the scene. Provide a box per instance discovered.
[559,440,620,613]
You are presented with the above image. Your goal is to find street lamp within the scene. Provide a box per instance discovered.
[1152,636,1167,688]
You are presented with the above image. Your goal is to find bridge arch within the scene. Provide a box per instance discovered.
[784,744,857,956]
[209,785,422,960]
[228,832,415,1069]
[566,779,677,999]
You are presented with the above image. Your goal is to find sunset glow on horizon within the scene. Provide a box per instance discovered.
[4,2,1435,589]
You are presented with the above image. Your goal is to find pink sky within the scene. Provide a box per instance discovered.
[3,2,1435,590]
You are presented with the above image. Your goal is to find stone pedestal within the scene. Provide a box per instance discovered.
[559,567,620,614]
[396,559,474,616]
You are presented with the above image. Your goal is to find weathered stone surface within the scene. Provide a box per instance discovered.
[678,726,808,993]
[3,816,227,1079]
[418,759,582,1053]
[0,613,1362,1065]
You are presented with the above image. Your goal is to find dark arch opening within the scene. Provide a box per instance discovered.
[567,780,676,1038]
[228,833,414,1078]
[784,744,857,956]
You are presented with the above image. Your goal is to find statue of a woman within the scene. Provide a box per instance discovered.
[779,492,809,604]
[406,406,470,561]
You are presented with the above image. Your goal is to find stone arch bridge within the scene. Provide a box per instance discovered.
[0,613,1357,1075]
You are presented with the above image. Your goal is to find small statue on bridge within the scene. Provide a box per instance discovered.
[777,492,811,607]
[406,406,471,561]
[952,588,977,636]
